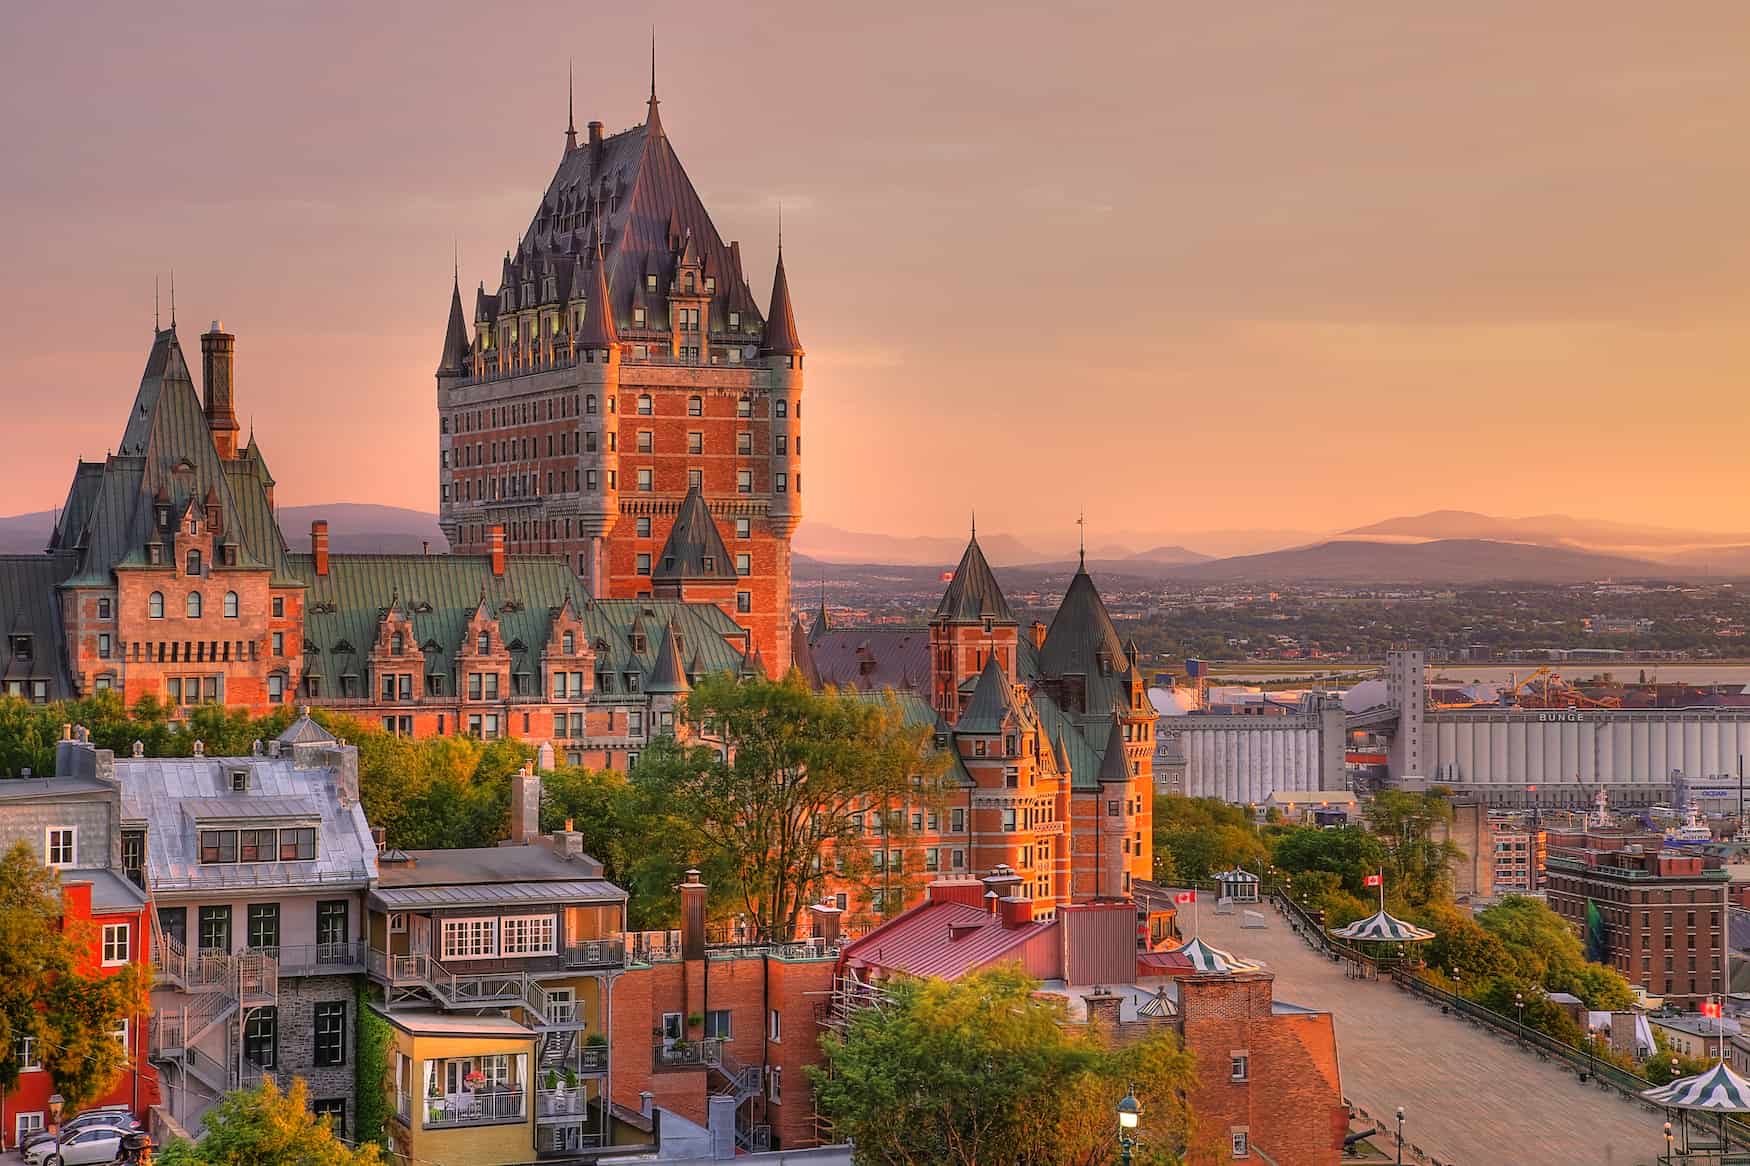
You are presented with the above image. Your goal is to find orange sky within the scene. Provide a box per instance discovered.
[3,2,1748,549]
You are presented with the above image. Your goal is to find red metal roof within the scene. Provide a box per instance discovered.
[838,900,1056,982]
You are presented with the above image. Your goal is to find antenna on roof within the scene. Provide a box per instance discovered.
[971,509,977,540]
[650,27,657,100]
[169,269,176,329]
[453,239,460,290]
[565,59,578,152]
[154,275,160,332]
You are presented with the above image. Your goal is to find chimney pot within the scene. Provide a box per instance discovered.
[678,870,708,961]
[312,520,330,576]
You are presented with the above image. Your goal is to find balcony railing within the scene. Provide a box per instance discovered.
[561,939,627,970]
[535,1087,588,1120]
[579,1045,608,1074]
[266,941,365,977]
[653,1038,721,1069]
[423,1088,527,1127]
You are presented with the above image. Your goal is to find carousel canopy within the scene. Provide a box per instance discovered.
[1642,1061,1750,1112]
[1329,910,1436,943]
[1215,868,1260,883]
[1171,936,1261,974]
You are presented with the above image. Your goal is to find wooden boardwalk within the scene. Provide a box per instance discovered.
[1197,904,1668,1166]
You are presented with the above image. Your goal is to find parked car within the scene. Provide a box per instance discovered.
[20,1110,139,1153]
[24,1124,133,1165]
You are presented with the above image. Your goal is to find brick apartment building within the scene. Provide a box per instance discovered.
[1544,831,1729,1007]
[0,733,158,1149]
[436,77,802,673]
[795,537,1156,924]
[1489,814,1546,893]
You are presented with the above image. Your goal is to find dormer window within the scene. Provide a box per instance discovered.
[229,767,249,792]
[633,307,647,327]
[631,632,646,654]
[645,274,658,292]
[157,506,170,527]
[562,631,575,654]
[9,634,32,662]
[705,277,716,295]
[187,549,203,577]
[476,632,490,655]
[391,632,404,655]
[728,311,740,330]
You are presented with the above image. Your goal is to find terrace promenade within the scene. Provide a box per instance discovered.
[1197,905,1667,1166]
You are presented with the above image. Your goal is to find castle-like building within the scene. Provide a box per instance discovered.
[436,78,801,674]
[794,534,1157,921]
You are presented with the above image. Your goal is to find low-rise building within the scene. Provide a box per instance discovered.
[0,732,158,1146]
[1489,815,1546,893]
[1650,1013,1739,1061]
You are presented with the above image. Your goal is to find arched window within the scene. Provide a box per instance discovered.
[148,592,165,620]
[223,591,239,618]
[186,592,203,619]
[186,549,202,576]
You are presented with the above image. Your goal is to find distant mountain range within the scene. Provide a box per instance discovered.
[4,502,1746,584]
[0,504,448,556]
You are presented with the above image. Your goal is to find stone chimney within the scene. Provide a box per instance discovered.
[1030,621,1048,650]
[509,763,541,844]
[809,900,843,944]
[489,525,506,577]
[1082,985,1123,1029]
[981,864,1024,901]
[679,868,707,961]
[312,520,330,577]
[554,817,585,859]
[201,321,239,459]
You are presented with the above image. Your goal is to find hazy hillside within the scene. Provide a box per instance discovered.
[794,522,1044,566]
[1344,510,1749,552]
[0,504,447,556]
[1159,538,1674,584]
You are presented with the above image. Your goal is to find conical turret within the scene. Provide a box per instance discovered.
[760,247,802,357]
[438,274,471,374]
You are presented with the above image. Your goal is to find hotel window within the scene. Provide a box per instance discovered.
[687,431,703,454]
[148,592,165,619]
[775,434,787,456]
[101,923,130,966]
[199,905,232,953]
[645,273,658,292]
[687,396,703,417]
[636,517,652,538]
[1002,808,1017,831]
[688,469,702,490]
[98,633,111,658]
[247,903,280,951]
[736,431,752,456]
[244,1008,277,1070]
[186,549,203,576]
[1231,1131,1248,1158]
[728,311,740,329]
[638,469,653,492]
[585,470,598,491]
[45,826,75,867]
[314,1002,347,1067]
[272,596,285,617]
[735,554,750,576]
[637,430,653,453]
[737,591,751,613]
[637,553,652,576]
[775,400,788,418]
[185,590,202,618]
[500,915,556,956]
[951,808,966,832]
[775,473,787,493]
[1230,1053,1249,1081]
[223,591,239,618]
[735,518,750,539]
[737,470,752,494]
[268,672,285,704]
[442,917,499,960]
[736,396,752,418]
[585,393,597,414]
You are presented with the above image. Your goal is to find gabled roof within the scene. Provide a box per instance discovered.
[653,488,736,582]
[838,900,1055,982]
[933,533,1015,624]
[956,654,1024,735]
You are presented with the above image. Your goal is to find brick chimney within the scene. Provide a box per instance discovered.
[1082,985,1123,1029]
[509,763,541,844]
[311,520,330,577]
[809,900,843,944]
[999,896,1033,929]
[1030,621,1048,650]
[201,321,240,459]
[489,524,506,577]
[553,817,585,859]
[679,868,707,961]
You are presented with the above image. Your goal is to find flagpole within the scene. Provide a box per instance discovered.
[1378,866,1385,914]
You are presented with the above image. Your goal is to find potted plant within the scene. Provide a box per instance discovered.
[543,1068,558,1093]
[562,1067,579,1112]
[686,1012,704,1030]
[427,1078,443,1123]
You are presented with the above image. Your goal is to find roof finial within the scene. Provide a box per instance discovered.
[453,239,459,290]
[971,509,977,541]
[169,268,176,329]
[777,200,783,256]
[1077,510,1086,568]
[154,274,160,332]
[650,26,657,101]
[565,59,578,151]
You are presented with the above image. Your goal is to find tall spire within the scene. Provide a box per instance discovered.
[439,261,471,375]
[1077,511,1086,568]
[565,60,578,152]
[154,275,160,332]
[760,229,803,356]
[645,28,663,139]
[575,239,619,350]
[169,268,177,330]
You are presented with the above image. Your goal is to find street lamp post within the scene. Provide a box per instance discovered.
[48,1092,65,1166]
[1395,1105,1405,1166]
[1515,992,1525,1027]
[1665,1119,1674,1160]
[1116,1085,1141,1166]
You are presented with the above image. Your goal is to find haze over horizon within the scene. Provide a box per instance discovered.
[4,2,1748,538]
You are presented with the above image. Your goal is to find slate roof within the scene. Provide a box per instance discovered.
[1097,715,1131,783]
[438,279,471,373]
[933,534,1016,624]
[288,552,747,697]
[653,488,736,583]
[0,554,76,697]
[1039,568,1126,681]
[645,620,690,694]
[760,248,802,355]
[117,754,379,894]
[805,625,930,692]
[956,655,1029,735]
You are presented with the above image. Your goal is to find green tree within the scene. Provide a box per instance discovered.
[1151,796,1267,884]
[351,985,393,1153]
[0,843,150,1110]
[1476,895,1633,1009]
[157,1076,383,1165]
[632,673,946,941]
[1364,790,1461,907]
[1269,826,1387,897]
[810,967,1196,1165]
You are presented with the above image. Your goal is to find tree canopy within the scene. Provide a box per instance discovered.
[810,967,1197,1165]
[632,673,947,941]
[1151,796,1268,884]
[156,1077,383,1166]
[0,843,149,1110]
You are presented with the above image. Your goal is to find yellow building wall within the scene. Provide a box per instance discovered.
[391,1028,537,1166]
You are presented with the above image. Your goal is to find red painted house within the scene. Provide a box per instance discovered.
[0,734,158,1149]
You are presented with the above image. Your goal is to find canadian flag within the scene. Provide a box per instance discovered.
[1174,891,1196,905]
[1364,874,1382,888]
[940,570,955,582]
[1703,1001,1723,1018]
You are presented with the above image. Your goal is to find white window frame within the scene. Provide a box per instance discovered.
[16,1113,44,1143]
[102,922,130,966]
[45,826,76,868]
[769,1064,782,1103]
[499,914,556,956]
[1231,1129,1249,1157]
[16,1035,40,1071]
[440,917,499,961]
[1230,1052,1249,1081]
[767,1008,781,1042]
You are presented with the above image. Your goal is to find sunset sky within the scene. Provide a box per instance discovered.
[3,2,1748,551]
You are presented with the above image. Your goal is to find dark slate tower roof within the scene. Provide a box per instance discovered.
[653,488,737,582]
[760,248,802,356]
[1097,716,1131,783]
[1038,566,1126,679]
[934,531,1016,624]
[575,244,619,349]
[645,620,690,694]
[438,277,471,373]
[956,653,1024,734]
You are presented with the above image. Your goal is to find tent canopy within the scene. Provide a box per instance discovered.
[1329,910,1436,943]
[1642,1061,1750,1112]
[1170,936,1261,974]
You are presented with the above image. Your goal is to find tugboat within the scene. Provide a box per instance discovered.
[1663,802,1714,846]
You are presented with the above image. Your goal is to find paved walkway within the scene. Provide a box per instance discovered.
[1197,904,1669,1166]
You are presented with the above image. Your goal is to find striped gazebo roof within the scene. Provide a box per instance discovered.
[1171,936,1261,974]
[1329,910,1436,943]
[1642,1061,1750,1112]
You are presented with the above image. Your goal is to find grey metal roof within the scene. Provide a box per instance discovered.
[0,554,77,698]
[118,754,377,893]
[933,534,1016,624]
[64,867,148,912]
[372,879,626,912]
[0,775,115,801]
[377,842,608,887]
[805,626,929,692]
[180,795,324,821]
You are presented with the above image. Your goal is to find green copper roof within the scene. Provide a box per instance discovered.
[955,654,1026,735]
[645,620,690,694]
[933,534,1015,624]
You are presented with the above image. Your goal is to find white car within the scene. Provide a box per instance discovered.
[20,1111,138,1153]
[24,1124,130,1166]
